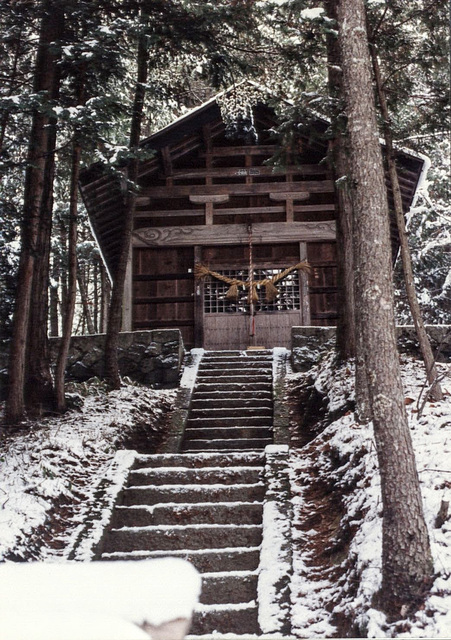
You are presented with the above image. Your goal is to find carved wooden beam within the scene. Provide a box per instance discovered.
[133,221,336,247]
[200,144,278,157]
[189,195,230,204]
[166,164,329,180]
[133,203,335,219]
[269,192,310,201]
[138,180,334,201]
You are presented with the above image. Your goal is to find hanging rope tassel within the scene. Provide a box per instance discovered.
[225,283,239,301]
[249,284,259,304]
[265,281,279,302]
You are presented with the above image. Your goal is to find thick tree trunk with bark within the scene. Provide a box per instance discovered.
[25,98,61,414]
[3,1,62,425]
[55,143,81,412]
[337,0,433,619]
[324,0,356,362]
[104,15,149,389]
[370,47,443,402]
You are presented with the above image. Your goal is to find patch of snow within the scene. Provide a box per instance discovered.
[300,7,325,19]
[288,354,451,638]
[0,558,200,639]
[180,349,204,389]
[0,381,175,562]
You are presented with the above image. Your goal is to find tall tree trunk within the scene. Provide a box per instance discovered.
[59,217,68,321]
[49,264,59,338]
[337,0,433,619]
[3,1,62,425]
[370,46,443,402]
[55,142,81,412]
[24,2,64,415]
[77,270,95,335]
[324,0,356,362]
[104,12,149,389]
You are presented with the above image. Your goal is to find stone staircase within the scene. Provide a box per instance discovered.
[98,351,292,638]
[182,351,274,453]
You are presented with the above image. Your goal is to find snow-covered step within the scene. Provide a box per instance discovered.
[195,381,272,392]
[197,368,271,378]
[201,355,272,363]
[186,634,297,640]
[189,405,272,417]
[202,351,272,359]
[191,391,272,402]
[197,361,272,370]
[128,465,263,486]
[101,546,262,573]
[111,502,263,527]
[121,482,266,505]
[103,523,263,554]
[186,415,272,428]
[199,571,258,605]
[182,438,273,452]
[190,601,259,636]
[183,427,273,441]
[133,451,264,468]
[191,398,272,410]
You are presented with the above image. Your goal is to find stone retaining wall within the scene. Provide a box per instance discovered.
[291,325,451,371]
[49,330,184,387]
[0,330,184,397]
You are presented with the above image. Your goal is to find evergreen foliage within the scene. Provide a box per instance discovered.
[0,0,448,410]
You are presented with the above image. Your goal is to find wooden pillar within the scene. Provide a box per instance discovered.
[122,243,133,331]
[299,242,311,325]
[194,245,204,347]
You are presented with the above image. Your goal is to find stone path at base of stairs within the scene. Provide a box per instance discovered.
[98,350,293,638]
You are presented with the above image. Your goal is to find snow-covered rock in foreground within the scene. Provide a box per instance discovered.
[0,558,201,640]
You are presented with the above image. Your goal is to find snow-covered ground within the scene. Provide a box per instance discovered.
[288,353,451,638]
[0,381,176,561]
[1,352,451,638]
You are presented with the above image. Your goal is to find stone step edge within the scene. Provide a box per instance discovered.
[194,601,256,612]
[101,545,261,558]
[124,482,264,490]
[200,569,258,579]
[130,465,264,473]
[110,523,263,533]
[134,452,265,461]
[115,502,263,512]
[183,440,272,446]
[186,635,296,640]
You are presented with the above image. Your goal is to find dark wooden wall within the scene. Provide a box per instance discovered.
[307,242,338,326]
[133,247,194,347]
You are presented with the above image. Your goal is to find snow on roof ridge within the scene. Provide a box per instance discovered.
[140,79,274,146]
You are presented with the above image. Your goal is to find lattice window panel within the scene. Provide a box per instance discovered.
[204,268,301,313]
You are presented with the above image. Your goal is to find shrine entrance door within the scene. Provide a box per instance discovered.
[200,243,309,351]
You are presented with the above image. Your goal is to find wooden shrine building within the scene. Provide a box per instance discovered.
[80,88,427,351]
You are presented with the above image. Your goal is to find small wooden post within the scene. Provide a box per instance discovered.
[122,245,133,331]
[299,242,311,325]
[194,245,204,348]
